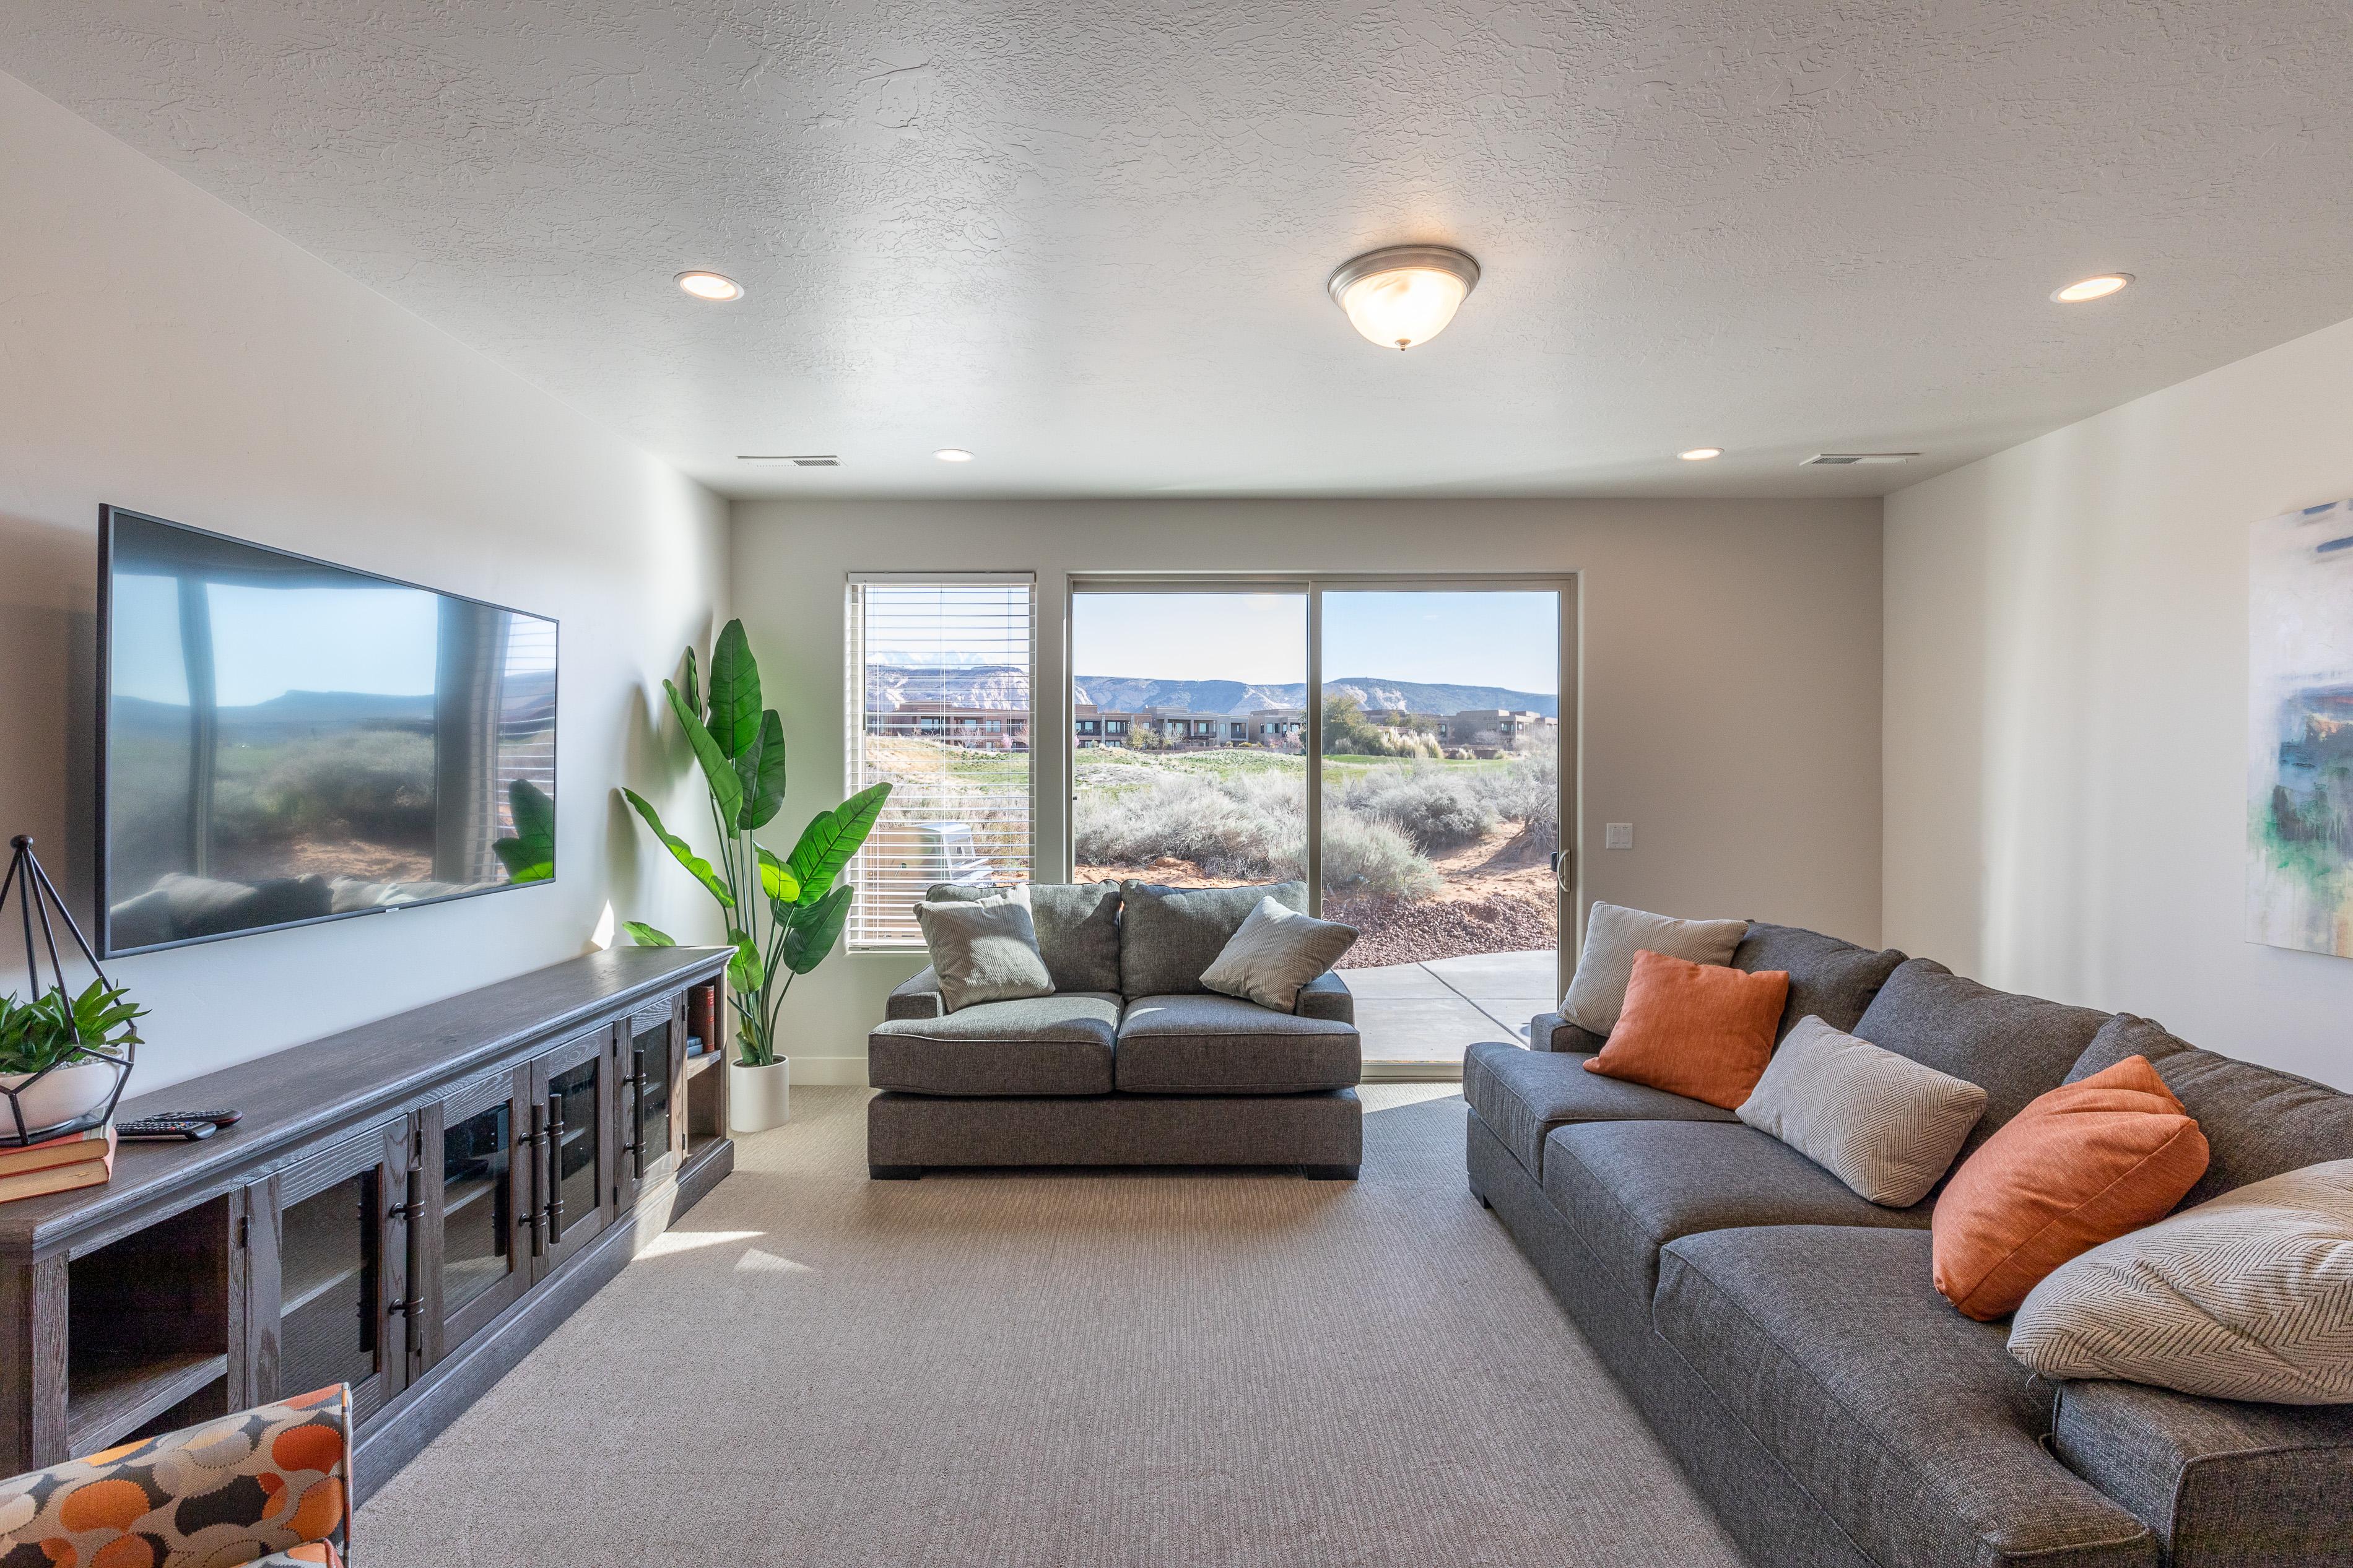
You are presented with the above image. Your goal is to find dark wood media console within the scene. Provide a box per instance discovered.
[0,946,731,1499]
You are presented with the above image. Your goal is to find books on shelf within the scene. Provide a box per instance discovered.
[0,1124,116,1203]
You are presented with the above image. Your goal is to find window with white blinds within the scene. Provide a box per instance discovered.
[844,575,1036,949]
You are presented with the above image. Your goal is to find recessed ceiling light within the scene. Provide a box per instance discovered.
[2050,273,2133,304]
[676,270,744,301]
[1677,448,1723,461]
[1326,245,1482,350]
[933,448,975,462]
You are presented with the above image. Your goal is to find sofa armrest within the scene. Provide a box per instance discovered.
[886,967,947,1020]
[1295,971,1354,1024]
[2051,1379,2353,1568]
[1529,1011,1606,1052]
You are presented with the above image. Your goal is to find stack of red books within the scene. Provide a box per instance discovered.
[0,1123,116,1203]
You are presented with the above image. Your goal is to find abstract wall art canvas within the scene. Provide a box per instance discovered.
[2249,498,2353,958]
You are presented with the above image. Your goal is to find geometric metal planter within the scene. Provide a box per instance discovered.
[0,836,134,1147]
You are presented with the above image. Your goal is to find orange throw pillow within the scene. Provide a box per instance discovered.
[1582,949,1788,1111]
[1931,1055,2209,1321]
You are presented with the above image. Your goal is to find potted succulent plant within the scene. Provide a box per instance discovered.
[0,978,143,1137]
[622,620,888,1132]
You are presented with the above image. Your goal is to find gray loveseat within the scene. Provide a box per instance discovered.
[1466,920,2353,1568]
[868,880,1362,1179]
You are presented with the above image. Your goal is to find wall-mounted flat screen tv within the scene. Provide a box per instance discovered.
[98,506,557,956]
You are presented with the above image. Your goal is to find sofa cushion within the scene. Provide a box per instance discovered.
[1463,1040,1736,1180]
[915,889,1055,1011]
[2050,1376,2353,1568]
[1581,950,1787,1110]
[1853,958,2111,1169]
[2066,1013,2353,1208]
[1933,1055,2209,1322]
[1199,896,1357,1011]
[1115,993,1359,1094]
[1731,920,1907,1040]
[928,880,1123,994]
[2009,1160,2353,1404]
[1541,1120,1931,1304]
[1118,881,1307,998]
[1655,1226,2157,1568]
[1736,1015,1988,1208]
[868,994,1121,1096]
[1560,901,1746,1036]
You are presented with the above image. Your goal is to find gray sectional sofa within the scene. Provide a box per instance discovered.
[868,880,1362,1178]
[1465,920,2353,1568]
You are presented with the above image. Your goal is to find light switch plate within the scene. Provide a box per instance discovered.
[1604,823,1635,851]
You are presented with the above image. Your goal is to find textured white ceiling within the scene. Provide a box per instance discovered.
[9,2,2353,500]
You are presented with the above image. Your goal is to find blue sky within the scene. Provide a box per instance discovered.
[1071,589,1558,694]
[113,576,441,706]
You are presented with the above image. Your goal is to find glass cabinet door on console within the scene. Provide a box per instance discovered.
[528,1027,616,1281]
[258,1118,413,1421]
[419,1064,533,1366]
[619,998,685,1208]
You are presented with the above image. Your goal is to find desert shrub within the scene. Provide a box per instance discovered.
[1074,772,1300,881]
[1320,811,1441,901]
[1341,766,1496,852]
[1074,768,1437,901]
[1474,732,1559,834]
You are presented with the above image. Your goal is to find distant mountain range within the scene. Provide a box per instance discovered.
[866,665,1556,718]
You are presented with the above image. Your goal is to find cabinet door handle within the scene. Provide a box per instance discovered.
[628,1047,646,1179]
[544,1091,567,1245]
[522,1105,547,1257]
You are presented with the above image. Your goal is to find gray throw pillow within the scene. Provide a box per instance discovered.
[914,888,1055,1012]
[1199,897,1358,1012]
[2009,1160,2353,1404]
[1736,1015,1988,1208]
[1119,880,1308,998]
[1560,902,1746,1036]
[927,881,1123,994]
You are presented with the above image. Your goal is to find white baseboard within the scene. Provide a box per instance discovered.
[787,1056,870,1086]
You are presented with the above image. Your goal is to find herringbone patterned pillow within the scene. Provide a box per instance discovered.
[1735,1014,1987,1206]
[2009,1159,2353,1404]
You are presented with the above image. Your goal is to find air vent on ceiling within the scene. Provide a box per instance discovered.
[737,454,840,467]
[1801,452,1919,467]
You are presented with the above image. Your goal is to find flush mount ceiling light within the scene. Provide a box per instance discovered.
[675,270,744,301]
[1677,448,1723,461]
[2051,273,2133,304]
[1326,244,1482,350]
[933,448,975,462]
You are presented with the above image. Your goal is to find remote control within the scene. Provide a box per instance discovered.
[117,1117,221,1141]
[157,1109,243,1126]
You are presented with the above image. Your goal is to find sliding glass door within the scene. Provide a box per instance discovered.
[1067,576,1570,1073]
[1317,586,1566,1068]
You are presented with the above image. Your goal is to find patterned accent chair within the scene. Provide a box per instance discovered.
[0,1384,350,1567]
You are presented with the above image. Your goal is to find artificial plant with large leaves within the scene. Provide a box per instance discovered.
[622,620,889,1067]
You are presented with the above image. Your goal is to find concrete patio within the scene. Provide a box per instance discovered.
[1338,948,1557,1070]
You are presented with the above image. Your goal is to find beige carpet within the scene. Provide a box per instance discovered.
[358,1086,1742,1567]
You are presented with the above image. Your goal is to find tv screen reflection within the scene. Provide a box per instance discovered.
[102,511,557,953]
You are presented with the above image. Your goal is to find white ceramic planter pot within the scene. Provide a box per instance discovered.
[0,1059,121,1135]
[729,1058,790,1133]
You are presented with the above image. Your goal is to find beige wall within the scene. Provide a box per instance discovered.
[735,497,1885,1080]
[0,71,730,1091]
[1884,313,2353,1088]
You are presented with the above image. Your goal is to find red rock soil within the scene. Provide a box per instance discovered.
[1078,821,1556,968]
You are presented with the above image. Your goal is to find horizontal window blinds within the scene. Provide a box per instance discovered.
[845,578,1035,949]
